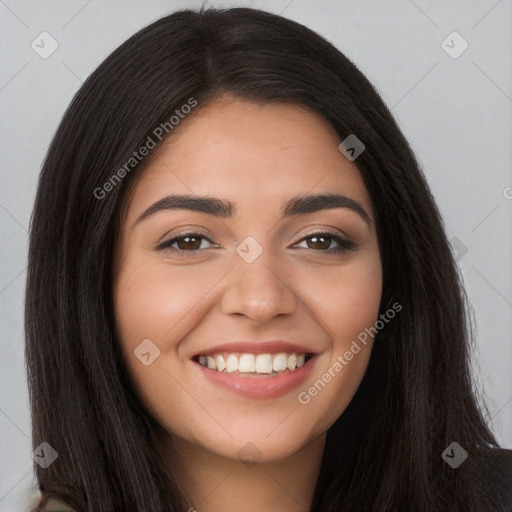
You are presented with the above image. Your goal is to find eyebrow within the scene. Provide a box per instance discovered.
[133,193,372,228]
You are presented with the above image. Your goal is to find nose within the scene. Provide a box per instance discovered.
[220,248,298,323]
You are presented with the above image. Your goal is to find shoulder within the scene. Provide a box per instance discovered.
[30,494,77,512]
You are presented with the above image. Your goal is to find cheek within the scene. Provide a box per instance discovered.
[334,265,382,343]
[294,253,382,424]
[113,256,211,424]
[114,256,215,345]
[303,252,383,345]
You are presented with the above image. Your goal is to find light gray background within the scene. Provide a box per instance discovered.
[1,1,511,510]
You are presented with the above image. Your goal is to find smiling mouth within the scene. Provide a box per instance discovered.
[193,352,314,377]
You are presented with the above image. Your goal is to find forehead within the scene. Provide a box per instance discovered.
[123,96,373,220]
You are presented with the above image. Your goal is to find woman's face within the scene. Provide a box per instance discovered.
[113,96,382,463]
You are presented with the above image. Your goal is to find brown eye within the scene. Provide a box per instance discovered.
[174,235,202,251]
[295,232,356,254]
[305,234,332,250]
[156,233,216,253]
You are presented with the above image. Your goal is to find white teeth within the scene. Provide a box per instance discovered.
[226,354,238,372]
[239,354,255,372]
[255,354,273,374]
[273,353,288,372]
[197,351,310,374]
[215,354,226,372]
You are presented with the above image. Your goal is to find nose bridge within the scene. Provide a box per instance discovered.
[220,236,298,321]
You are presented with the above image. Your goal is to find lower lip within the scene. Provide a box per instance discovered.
[195,356,317,399]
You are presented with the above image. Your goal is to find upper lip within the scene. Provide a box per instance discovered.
[192,340,317,357]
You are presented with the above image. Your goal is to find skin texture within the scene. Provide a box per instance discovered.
[113,96,383,511]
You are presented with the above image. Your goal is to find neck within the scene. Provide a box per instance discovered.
[159,432,326,512]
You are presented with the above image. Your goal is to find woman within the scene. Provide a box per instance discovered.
[26,7,512,512]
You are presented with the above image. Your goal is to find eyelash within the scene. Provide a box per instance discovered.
[155,230,356,256]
